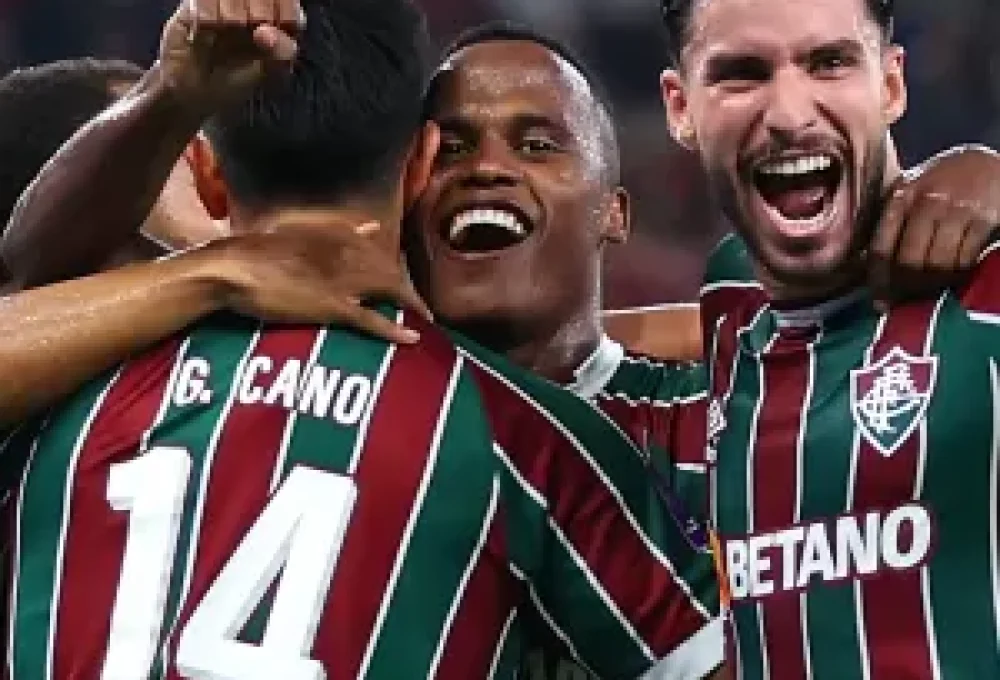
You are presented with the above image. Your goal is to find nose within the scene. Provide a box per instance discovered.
[460,135,519,188]
[762,67,818,144]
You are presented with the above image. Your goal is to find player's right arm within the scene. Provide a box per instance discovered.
[465,348,725,679]
[0,224,427,427]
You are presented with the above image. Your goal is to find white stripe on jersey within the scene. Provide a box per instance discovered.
[506,561,598,678]
[847,314,888,680]
[157,328,264,675]
[700,280,765,297]
[464,349,712,621]
[485,607,518,680]
[918,297,947,680]
[500,442,658,661]
[989,361,1000,651]
[640,615,725,680]
[426,473,500,677]
[44,367,125,680]
[356,353,463,680]
[268,329,328,494]
[797,331,822,680]
[6,422,44,674]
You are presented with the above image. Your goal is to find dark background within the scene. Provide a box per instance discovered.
[2,0,996,306]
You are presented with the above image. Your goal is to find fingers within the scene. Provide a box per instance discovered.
[869,185,913,302]
[252,24,298,63]
[894,192,947,272]
[347,306,422,345]
[959,218,999,269]
[276,0,306,30]
[925,215,971,273]
[395,272,434,323]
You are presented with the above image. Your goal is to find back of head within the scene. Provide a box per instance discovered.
[205,0,430,209]
[0,58,143,225]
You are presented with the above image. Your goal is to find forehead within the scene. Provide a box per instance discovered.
[686,0,879,60]
[428,40,596,129]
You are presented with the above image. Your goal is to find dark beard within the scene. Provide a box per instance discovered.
[710,135,888,291]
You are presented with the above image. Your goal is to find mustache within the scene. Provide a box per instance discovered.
[738,133,843,170]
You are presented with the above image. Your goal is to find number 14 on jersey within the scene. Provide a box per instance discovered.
[102,446,357,680]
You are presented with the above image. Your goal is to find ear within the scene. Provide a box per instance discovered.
[600,186,631,245]
[185,134,230,221]
[403,121,440,210]
[882,44,907,126]
[660,68,697,150]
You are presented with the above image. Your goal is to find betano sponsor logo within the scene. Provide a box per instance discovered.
[721,504,934,601]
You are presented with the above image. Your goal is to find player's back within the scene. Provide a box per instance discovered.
[5,308,723,679]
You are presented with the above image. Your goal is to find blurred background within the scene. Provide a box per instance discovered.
[0,0,996,307]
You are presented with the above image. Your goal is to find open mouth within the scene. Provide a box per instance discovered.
[752,153,844,234]
[443,206,534,254]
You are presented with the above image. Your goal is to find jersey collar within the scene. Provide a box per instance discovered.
[567,333,625,400]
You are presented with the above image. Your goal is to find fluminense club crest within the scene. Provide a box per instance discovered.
[850,346,938,457]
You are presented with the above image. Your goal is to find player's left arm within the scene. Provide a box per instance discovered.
[603,304,703,362]
[869,144,1000,304]
[487,365,724,679]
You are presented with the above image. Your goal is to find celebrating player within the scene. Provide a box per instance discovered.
[659,0,1000,676]
[3,0,725,678]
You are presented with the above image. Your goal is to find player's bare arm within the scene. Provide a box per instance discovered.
[0,222,431,426]
[0,0,303,290]
[602,303,702,361]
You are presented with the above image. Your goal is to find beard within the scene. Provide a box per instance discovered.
[708,133,888,296]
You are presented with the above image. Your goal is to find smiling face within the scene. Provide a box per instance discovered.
[405,39,627,342]
[661,0,906,300]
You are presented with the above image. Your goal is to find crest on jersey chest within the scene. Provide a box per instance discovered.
[850,346,938,457]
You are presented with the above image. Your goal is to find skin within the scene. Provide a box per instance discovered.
[660,0,907,302]
[407,40,630,380]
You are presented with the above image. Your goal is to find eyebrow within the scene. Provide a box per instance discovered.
[701,36,867,80]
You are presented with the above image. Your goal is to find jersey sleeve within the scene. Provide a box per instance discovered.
[463,347,724,680]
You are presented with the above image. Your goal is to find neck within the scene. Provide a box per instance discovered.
[230,203,401,254]
[458,309,603,384]
[506,319,603,384]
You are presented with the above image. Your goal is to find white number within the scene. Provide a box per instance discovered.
[102,447,191,679]
[101,446,357,680]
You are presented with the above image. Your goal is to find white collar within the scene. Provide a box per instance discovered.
[771,288,867,328]
[567,334,625,400]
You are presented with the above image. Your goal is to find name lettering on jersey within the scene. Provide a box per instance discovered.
[239,356,372,425]
[723,504,934,602]
[172,356,373,426]
[174,358,214,406]
[850,347,938,457]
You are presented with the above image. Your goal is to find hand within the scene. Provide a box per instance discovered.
[202,222,432,344]
[157,0,305,115]
[869,145,1000,307]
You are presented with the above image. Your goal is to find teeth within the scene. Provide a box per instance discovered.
[448,208,527,242]
[758,155,833,176]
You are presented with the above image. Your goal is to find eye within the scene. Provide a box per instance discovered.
[810,49,856,76]
[517,135,559,154]
[438,135,470,156]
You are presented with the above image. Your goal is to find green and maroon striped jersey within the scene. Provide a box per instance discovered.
[523,336,716,680]
[701,234,1000,679]
[3,309,723,680]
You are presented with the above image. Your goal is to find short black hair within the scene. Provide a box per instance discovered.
[437,21,621,184]
[0,58,143,224]
[660,0,895,66]
[205,0,430,207]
